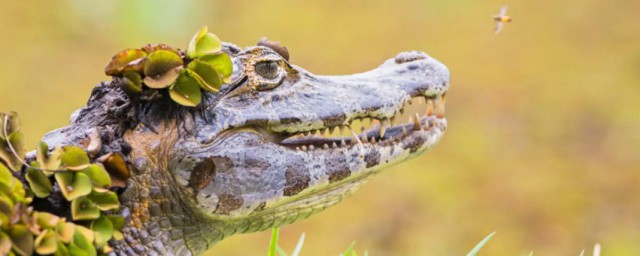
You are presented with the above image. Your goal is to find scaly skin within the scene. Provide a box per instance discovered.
[41,43,450,255]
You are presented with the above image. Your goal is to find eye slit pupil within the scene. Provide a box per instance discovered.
[255,61,279,79]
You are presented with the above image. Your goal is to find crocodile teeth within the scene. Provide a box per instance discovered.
[426,99,434,116]
[402,126,407,137]
[323,143,329,149]
[349,127,365,157]
[361,131,368,142]
[301,145,307,151]
[370,137,376,144]
[413,113,422,131]
[332,142,338,148]
[380,118,388,138]
[309,145,315,150]
[340,139,346,147]
[437,95,446,119]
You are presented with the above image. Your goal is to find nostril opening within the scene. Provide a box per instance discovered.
[394,51,429,64]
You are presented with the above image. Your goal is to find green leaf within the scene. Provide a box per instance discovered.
[187,60,221,92]
[268,228,279,256]
[0,131,26,171]
[107,216,124,240]
[187,26,223,58]
[90,215,113,248]
[34,211,60,229]
[466,232,496,256]
[82,164,111,192]
[53,240,70,256]
[169,70,202,107]
[0,232,11,256]
[59,146,90,171]
[342,242,355,256]
[71,196,100,221]
[0,163,13,188]
[55,172,92,201]
[56,222,75,244]
[8,224,34,256]
[199,53,233,82]
[96,152,129,184]
[143,50,184,89]
[117,72,144,97]
[26,165,53,198]
[35,229,58,255]
[141,43,178,55]
[87,191,119,211]
[69,226,96,256]
[36,142,62,171]
[104,49,147,76]
[0,112,20,137]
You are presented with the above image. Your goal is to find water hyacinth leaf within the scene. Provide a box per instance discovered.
[34,211,60,230]
[87,191,119,211]
[169,70,202,107]
[0,131,26,171]
[60,146,90,171]
[56,222,75,244]
[35,229,58,255]
[187,26,223,58]
[55,172,92,201]
[187,60,221,92]
[199,53,233,83]
[91,216,114,245]
[117,72,143,97]
[54,240,70,256]
[36,142,61,171]
[143,50,183,89]
[0,112,21,136]
[0,163,12,187]
[71,196,100,221]
[9,224,34,256]
[82,164,111,192]
[105,49,146,76]
[69,226,96,256]
[108,216,125,240]
[26,165,53,198]
[0,194,13,217]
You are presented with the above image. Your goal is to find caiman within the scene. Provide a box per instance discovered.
[39,42,450,255]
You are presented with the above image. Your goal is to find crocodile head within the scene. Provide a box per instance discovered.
[44,43,449,255]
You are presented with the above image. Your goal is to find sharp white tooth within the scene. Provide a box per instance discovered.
[332,142,338,148]
[340,139,347,147]
[301,145,307,151]
[370,137,376,144]
[413,113,422,131]
[380,118,389,138]
[309,145,315,150]
[402,126,408,136]
[437,95,446,119]
[361,132,368,142]
[349,127,365,154]
[433,97,440,117]
[323,143,329,149]
[426,99,434,116]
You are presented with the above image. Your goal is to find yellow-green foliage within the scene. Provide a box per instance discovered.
[0,113,124,255]
[105,26,233,107]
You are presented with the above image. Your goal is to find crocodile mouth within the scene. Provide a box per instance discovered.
[259,94,446,151]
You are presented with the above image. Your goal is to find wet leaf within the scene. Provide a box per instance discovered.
[54,240,70,256]
[187,26,223,58]
[107,216,124,240]
[169,70,202,107]
[143,50,184,89]
[26,165,53,198]
[35,229,58,255]
[55,172,92,201]
[60,146,90,171]
[81,164,111,192]
[36,142,61,171]
[87,191,119,211]
[105,49,147,76]
[71,196,100,221]
[8,224,33,256]
[187,60,222,92]
[90,215,113,246]
[34,211,60,229]
[0,131,26,171]
[199,53,233,83]
[56,222,75,244]
[117,72,144,97]
[0,162,13,188]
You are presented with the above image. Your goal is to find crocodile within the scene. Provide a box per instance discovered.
[39,42,450,255]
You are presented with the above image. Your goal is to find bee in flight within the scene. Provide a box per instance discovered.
[493,5,512,34]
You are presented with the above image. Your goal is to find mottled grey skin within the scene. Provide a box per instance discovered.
[42,43,449,255]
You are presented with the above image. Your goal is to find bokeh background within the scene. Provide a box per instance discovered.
[1,0,639,255]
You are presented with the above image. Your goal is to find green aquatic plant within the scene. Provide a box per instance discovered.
[0,112,125,255]
[105,26,233,107]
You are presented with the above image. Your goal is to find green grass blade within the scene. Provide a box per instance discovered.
[291,233,305,256]
[269,228,279,256]
[276,245,288,256]
[579,249,585,256]
[466,232,496,256]
[342,242,356,256]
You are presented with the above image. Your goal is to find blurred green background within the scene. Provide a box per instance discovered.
[1,0,639,255]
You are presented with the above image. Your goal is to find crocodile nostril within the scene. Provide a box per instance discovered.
[394,51,429,64]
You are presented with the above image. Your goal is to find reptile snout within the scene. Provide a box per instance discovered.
[394,51,429,64]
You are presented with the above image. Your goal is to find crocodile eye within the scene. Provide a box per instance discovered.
[254,61,280,80]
